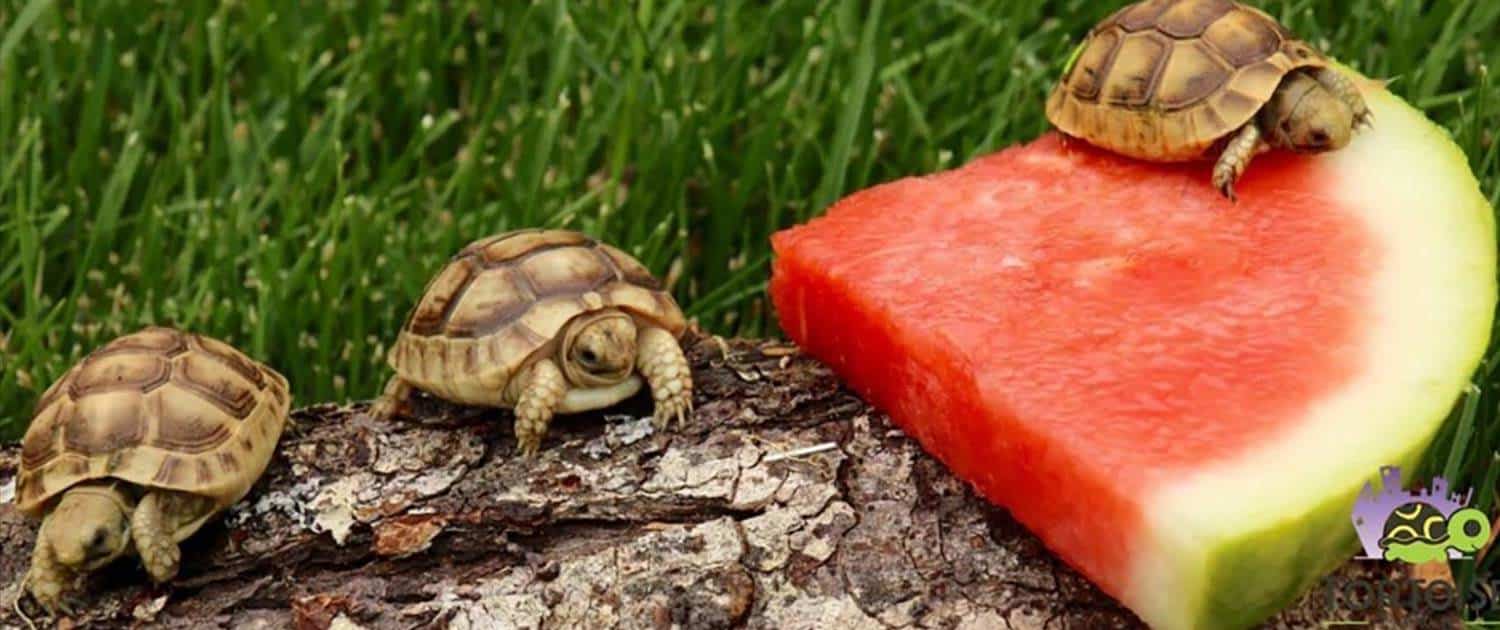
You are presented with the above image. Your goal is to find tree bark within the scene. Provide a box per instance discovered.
[0,336,1461,629]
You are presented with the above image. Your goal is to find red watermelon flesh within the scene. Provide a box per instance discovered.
[770,82,1493,630]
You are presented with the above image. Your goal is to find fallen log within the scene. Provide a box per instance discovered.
[0,336,1460,628]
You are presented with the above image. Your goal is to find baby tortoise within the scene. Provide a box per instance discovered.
[16,327,290,614]
[1045,0,1372,199]
[371,229,693,456]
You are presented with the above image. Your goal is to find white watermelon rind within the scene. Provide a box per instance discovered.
[1126,74,1497,629]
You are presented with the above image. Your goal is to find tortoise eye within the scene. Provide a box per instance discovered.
[1310,131,1328,145]
[579,349,598,364]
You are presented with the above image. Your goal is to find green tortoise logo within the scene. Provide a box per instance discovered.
[1377,501,1489,564]
[1353,466,1491,564]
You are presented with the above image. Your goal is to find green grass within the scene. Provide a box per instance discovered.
[0,0,1497,620]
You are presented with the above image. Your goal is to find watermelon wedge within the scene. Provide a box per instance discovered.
[770,76,1494,629]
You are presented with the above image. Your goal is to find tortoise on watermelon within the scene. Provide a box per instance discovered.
[15,327,291,614]
[371,229,693,456]
[1045,0,1372,200]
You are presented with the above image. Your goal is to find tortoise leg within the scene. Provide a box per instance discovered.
[514,359,567,457]
[25,533,74,616]
[637,326,693,430]
[1310,67,1372,129]
[1211,124,1264,201]
[131,491,182,583]
[368,376,413,421]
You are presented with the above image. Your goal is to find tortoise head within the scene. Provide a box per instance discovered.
[560,310,638,387]
[1262,71,1354,154]
[44,482,133,571]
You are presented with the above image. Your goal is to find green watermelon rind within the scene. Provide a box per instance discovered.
[1133,77,1496,629]
[1199,447,1420,628]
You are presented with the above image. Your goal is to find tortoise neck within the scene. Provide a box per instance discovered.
[61,480,136,513]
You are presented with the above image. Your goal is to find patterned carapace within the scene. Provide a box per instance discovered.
[17,327,290,513]
[1046,0,1329,161]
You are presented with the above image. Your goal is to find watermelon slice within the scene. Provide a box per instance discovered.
[770,76,1494,629]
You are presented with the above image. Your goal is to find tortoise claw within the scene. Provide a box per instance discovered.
[515,439,541,458]
[38,592,81,619]
[652,389,693,431]
[22,575,69,620]
[1214,177,1238,203]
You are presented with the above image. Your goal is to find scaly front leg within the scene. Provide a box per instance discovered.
[131,491,182,583]
[637,326,693,430]
[1311,67,1372,129]
[1212,124,1264,202]
[26,535,74,616]
[514,359,567,457]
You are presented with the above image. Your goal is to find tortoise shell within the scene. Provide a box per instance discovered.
[1045,0,1330,161]
[16,327,291,517]
[1379,502,1449,547]
[387,229,686,407]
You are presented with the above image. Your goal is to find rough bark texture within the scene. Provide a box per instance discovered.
[0,336,1462,629]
